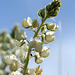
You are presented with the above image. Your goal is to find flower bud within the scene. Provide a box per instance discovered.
[35,57,44,64]
[32,19,39,28]
[22,17,32,28]
[41,25,47,33]
[38,8,45,18]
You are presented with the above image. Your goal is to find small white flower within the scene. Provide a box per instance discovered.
[22,17,32,28]
[5,54,21,71]
[5,54,17,65]
[41,25,47,33]
[35,57,44,64]
[15,30,27,41]
[46,23,58,31]
[11,71,21,75]
[40,47,50,58]
[30,38,43,52]
[9,60,21,71]
[45,31,55,42]
[32,19,39,28]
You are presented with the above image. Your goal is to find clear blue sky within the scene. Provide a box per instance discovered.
[0,0,75,75]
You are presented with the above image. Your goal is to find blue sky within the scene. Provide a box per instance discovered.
[0,0,75,75]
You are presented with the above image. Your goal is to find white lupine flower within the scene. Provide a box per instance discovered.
[40,46,50,58]
[45,31,55,42]
[30,38,43,52]
[35,52,40,58]
[41,25,47,33]
[35,57,44,64]
[42,34,49,44]
[11,71,21,75]
[32,19,39,28]
[15,30,27,41]
[46,23,58,31]
[9,60,20,71]
[5,54,21,71]
[0,61,6,70]
[46,31,55,36]
[0,70,8,75]
[5,54,17,65]
[22,17,32,28]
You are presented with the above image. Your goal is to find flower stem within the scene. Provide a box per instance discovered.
[23,17,47,75]
[34,17,47,38]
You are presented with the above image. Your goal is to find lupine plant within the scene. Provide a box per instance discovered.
[0,0,61,75]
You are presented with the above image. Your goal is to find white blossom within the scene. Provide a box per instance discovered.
[45,31,55,42]
[40,47,50,58]
[15,30,27,41]
[47,23,58,31]
[22,17,32,28]
[35,57,44,64]
[5,54,21,71]
[30,38,43,52]
[32,19,39,28]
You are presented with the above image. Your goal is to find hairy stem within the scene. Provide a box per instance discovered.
[23,17,47,75]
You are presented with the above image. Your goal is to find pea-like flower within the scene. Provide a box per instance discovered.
[40,46,50,58]
[5,54,21,71]
[35,52,44,64]
[22,17,32,28]
[15,30,27,41]
[32,19,39,28]
[30,38,43,52]
[46,23,58,31]
[45,31,55,42]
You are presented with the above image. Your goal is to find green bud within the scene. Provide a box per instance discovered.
[46,4,53,12]
[46,23,55,30]
[51,1,61,8]
[32,19,39,28]
[38,8,45,18]
[49,10,58,17]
